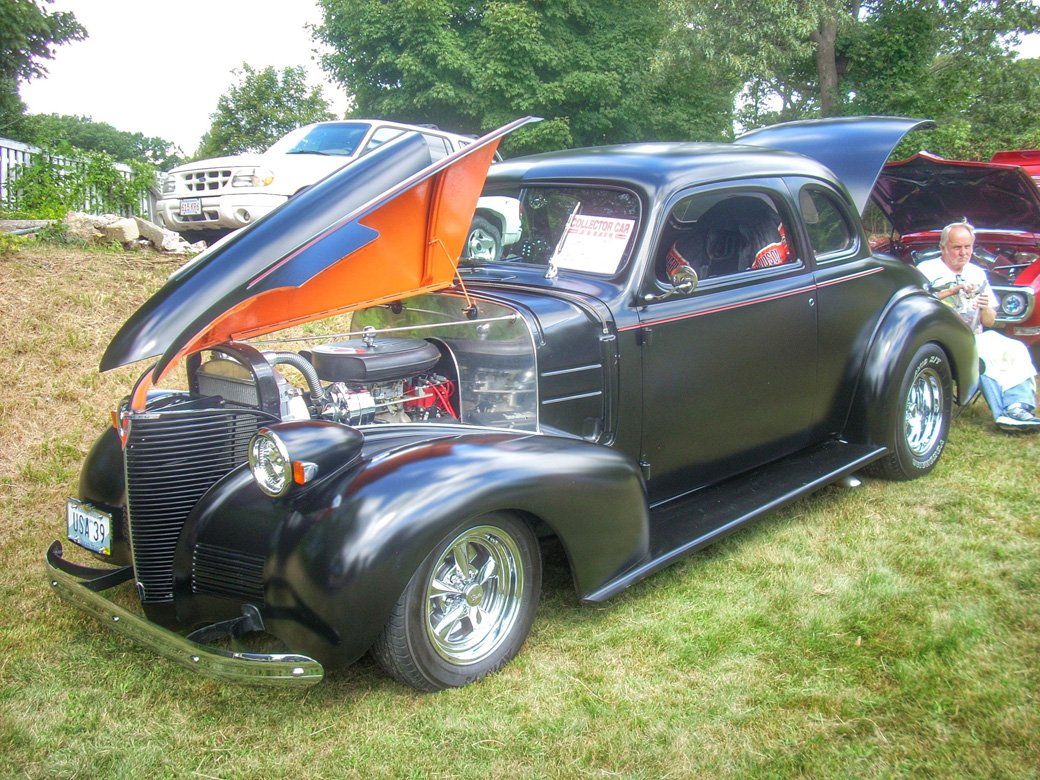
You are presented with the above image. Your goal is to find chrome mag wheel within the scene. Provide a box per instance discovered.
[372,512,541,690]
[424,525,526,665]
[904,364,945,457]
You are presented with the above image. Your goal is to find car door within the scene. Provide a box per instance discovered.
[790,177,894,436]
[637,184,819,502]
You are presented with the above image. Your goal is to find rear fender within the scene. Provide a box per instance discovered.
[847,291,979,444]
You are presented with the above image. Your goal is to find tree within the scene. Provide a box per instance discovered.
[681,0,1040,132]
[196,64,334,158]
[19,113,183,169]
[966,57,1040,156]
[0,0,85,137]
[841,0,1040,158]
[315,0,739,155]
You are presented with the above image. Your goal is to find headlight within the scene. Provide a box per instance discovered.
[231,167,275,188]
[247,422,364,498]
[1000,291,1029,319]
[162,174,176,194]
[248,429,292,497]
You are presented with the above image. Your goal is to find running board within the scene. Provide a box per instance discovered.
[583,440,886,602]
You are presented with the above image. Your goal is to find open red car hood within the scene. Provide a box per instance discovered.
[872,151,1040,235]
[102,117,537,383]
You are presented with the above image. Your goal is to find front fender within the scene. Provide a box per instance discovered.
[847,290,979,444]
[179,430,648,669]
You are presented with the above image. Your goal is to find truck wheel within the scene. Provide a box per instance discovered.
[869,343,952,481]
[372,512,541,691]
[465,216,503,262]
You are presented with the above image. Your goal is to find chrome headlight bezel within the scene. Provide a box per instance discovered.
[1000,291,1029,318]
[246,421,365,499]
[991,284,1036,324]
[248,428,292,497]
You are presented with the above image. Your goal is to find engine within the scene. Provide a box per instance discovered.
[194,328,458,426]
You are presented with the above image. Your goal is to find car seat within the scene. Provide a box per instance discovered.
[699,197,782,276]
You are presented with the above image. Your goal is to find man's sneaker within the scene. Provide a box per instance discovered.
[995,403,1040,433]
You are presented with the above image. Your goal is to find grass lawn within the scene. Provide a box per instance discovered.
[1,243,1037,779]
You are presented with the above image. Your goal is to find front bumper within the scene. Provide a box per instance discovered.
[46,541,323,687]
[154,192,287,232]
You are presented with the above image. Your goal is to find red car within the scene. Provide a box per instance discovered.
[870,151,1040,360]
[991,149,1040,187]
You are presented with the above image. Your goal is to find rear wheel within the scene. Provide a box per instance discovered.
[372,512,541,691]
[869,343,952,480]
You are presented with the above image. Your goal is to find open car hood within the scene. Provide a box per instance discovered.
[102,117,537,382]
[737,116,935,215]
[871,151,1040,235]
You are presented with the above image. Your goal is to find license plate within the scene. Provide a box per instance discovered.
[66,498,112,556]
[179,198,202,216]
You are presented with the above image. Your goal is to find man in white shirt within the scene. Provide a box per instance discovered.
[917,221,1039,433]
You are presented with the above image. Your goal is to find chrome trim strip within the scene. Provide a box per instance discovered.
[621,282,816,331]
[46,542,323,687]
[814,266,885,288]
[541,390,603,405]
[540,363,601,377]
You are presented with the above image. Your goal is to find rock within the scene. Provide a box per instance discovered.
[134,216,200,254]
[133,216,167,246]
[50,213,201,254]
[0,219,52,234]
[101,217,140,244]
[63,212,104,242]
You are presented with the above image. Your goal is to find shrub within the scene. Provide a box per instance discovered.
[2,144,156,219]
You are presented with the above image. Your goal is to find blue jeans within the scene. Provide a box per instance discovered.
[980,373,1037,419]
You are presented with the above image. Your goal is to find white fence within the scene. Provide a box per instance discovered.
[0,136,156,219]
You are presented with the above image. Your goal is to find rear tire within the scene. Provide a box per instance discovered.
[869,342,952,480]
[372,512,541,691]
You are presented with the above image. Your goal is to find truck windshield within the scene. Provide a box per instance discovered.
[267,122,373,157]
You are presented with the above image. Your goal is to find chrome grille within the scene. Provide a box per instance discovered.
[124,408,272,603]
[193,543,265,602]
[182,169,233,192]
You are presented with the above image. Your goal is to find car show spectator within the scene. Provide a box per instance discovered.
[918,221,1040,433]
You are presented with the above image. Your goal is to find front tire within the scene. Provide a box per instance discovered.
[869,342,952,481]
[372,512,541,691]
[465,216,503,262]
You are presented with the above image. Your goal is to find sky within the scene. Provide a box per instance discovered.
[18,2,1040,158]
[19,0,349,155]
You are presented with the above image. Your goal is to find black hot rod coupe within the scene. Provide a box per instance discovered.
[48,116,978,691]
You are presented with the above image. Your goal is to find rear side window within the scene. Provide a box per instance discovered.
[799,187,854,259]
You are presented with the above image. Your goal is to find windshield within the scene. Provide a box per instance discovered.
[476,184,641,276]
[266,122,373,157]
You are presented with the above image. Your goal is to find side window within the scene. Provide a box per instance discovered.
[657,191,796,285]
[799,187,854,259]
[422,133,452,161]
[363,126,406,154]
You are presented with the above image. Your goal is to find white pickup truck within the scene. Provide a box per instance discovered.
[156,119,519,260]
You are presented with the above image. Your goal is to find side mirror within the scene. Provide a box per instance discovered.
[643,267,698,303]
